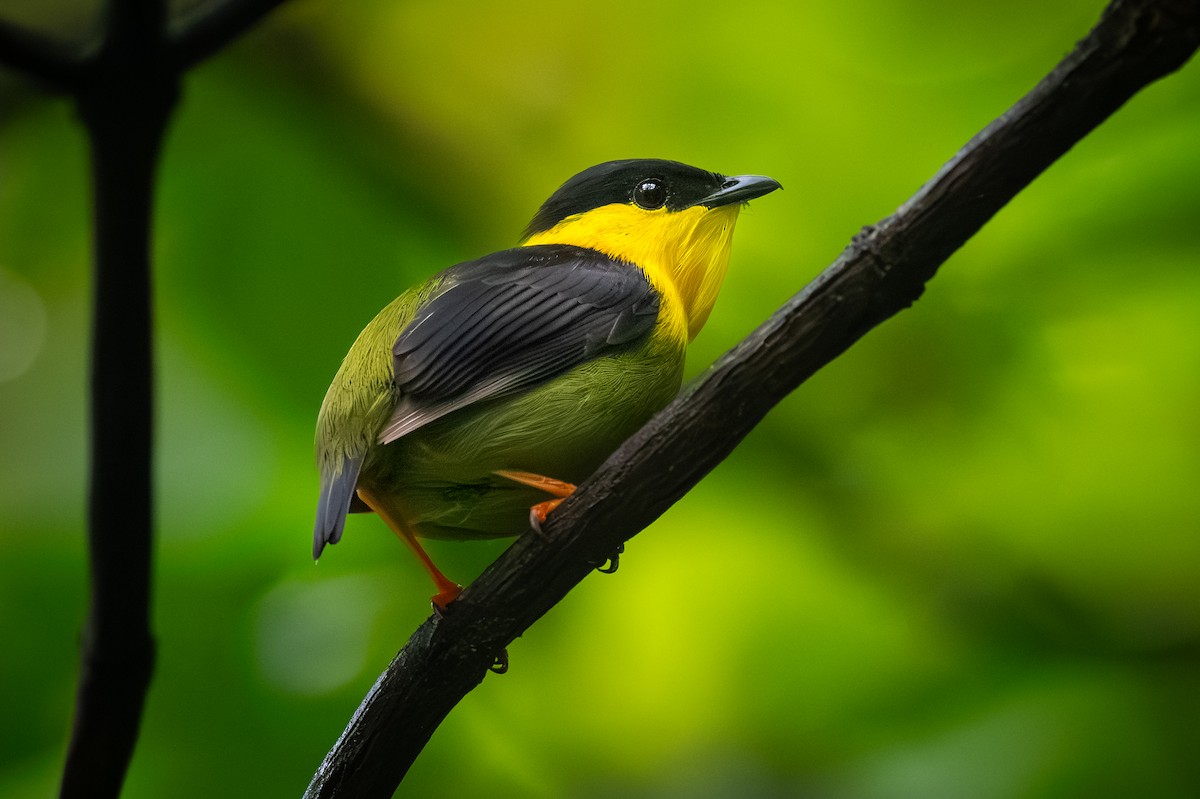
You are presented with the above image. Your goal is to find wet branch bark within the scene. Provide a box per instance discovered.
[0,1,292,797]
[304,1,1200,796]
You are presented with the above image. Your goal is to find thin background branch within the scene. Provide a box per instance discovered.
[304,0,1200,796]
[0,18,85,90]
[0,1,293,796]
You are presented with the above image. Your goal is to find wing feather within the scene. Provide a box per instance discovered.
[379,244,660,445]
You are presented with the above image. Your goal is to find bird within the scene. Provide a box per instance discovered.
[313,158,780,609]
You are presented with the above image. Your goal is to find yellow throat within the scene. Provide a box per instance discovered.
[523,202,742,341]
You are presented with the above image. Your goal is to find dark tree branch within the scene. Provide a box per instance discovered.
[170,0,294,70]
[58,2,177,794]
[0,18,87,90]
[304,0,1200,796]
[106,0,167,51]
[2,0,288,796]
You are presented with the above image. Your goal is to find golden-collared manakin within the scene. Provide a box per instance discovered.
[313,159,780,607]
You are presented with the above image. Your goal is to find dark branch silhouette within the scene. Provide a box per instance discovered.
[0,1,293,796]
[303,0,1200,796]
[65,7,177,790]
[0,18,84,90]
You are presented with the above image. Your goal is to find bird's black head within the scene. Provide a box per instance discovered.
[522,159,780,240]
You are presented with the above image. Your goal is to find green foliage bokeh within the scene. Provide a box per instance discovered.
[2,1,1199,796]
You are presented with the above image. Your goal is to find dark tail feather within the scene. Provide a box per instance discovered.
[313,455,364,560]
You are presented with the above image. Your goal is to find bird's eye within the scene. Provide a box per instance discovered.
[633,179,666,210]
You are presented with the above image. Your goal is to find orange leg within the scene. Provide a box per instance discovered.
[493,469,577,532]
[357,487,462,610]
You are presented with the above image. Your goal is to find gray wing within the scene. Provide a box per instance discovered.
[379,243,660,444]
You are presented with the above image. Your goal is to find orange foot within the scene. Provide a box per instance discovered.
[494,470,576,534]
[528,497,564,534]
[430,579,464,613]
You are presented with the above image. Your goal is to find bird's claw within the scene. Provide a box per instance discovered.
[489,649,510,674]
[528,498,564,537]
[594,543,625,574]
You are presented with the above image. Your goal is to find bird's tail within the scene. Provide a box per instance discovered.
[313,454,364,560]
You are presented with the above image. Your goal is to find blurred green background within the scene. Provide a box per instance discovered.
[2,0,1199,796]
